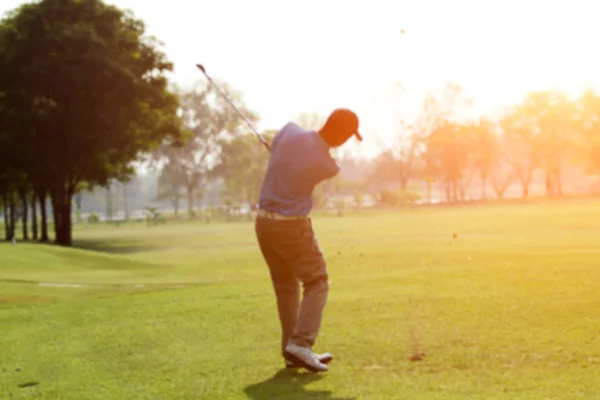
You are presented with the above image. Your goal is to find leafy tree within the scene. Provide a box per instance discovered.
[370,150,404,186]
[417,83,472,193]
[489,148,516,200]
[471,117,501,199]
[519,91,577,196]
[500,107,540,198]
[214,131,274,207]
[0,0,182,245]
[30,192,38,240]
[156,158,186,216]
[423,121,471,202]
[389,84,425,191]
[574,90,600,175]
[0,46,27,241]
[156,81,256,218]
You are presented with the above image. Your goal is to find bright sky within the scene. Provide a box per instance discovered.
[3,0,600,158]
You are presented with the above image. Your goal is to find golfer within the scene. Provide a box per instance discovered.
[255,108,362,372]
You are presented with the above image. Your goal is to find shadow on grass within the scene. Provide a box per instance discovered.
[72,239,159,255]
[244,369,357,400]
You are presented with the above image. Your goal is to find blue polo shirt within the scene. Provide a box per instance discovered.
[257,122,340,216]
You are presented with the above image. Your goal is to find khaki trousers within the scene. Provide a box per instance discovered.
[255,216,329,353]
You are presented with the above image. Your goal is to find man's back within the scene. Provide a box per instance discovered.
[257,122,339,216]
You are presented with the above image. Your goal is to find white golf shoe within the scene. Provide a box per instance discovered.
[283,343,329,372]
[285,352,333,369]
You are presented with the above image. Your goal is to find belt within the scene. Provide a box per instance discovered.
[257,209,306,220]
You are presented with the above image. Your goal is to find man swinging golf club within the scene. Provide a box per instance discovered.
[255,108,363,372]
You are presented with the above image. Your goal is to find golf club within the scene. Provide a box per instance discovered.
[196,64,271,152]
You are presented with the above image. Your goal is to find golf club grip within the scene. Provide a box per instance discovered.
[196,65,271,152]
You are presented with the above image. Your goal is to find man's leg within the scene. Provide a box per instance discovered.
[279,218,331,372]
[256,217,331,372]
[288,218,329,349]
[255,218,300,354]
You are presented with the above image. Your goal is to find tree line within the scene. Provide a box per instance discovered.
[368,84,600,203]
[3,1,600,247]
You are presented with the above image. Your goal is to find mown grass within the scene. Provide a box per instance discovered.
[1,200,600,399]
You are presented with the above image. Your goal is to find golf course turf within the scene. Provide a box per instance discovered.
[2,200,600,399]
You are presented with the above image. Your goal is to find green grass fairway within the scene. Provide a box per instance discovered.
[2,200,600,399]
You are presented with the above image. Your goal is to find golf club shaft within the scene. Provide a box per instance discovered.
[196,64,271,152]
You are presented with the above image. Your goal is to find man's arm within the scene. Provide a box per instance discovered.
[315,151,340,181]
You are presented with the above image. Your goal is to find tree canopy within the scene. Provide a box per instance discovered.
[0,0,182,245]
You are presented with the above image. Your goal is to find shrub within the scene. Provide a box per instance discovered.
[376,189,421,206]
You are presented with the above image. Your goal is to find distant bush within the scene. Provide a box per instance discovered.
[376,189,421,206]
[145,207,166,226]
[87,213,100,224]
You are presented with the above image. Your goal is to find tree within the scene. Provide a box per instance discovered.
[19,186,28,240]
[156,159,186,216]
[214,131,274,207]
[500,106,541,198]
[156,81,255,218]
[370,150,404,186]
[471,117,501,199]
[489,139,516,200]
[0,42,28,241]
[574,90,600,175]
[388,83,425,191]
[520,91,577,196]
[423,121,471,202]
[417,83,473,198]
[0,0,182,245]
[30,192,38,240]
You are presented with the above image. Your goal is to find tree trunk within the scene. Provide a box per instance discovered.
[51,185,73,246]
[122,183,129,220]
[51,190,63,245]
[173,195,180,217]
[452,179,459,202]
[31,193,38,240]
[187,187,195,218]
[492,176,509,200]
[492,185,502,199]
[38,187,49,242]
[75,192,82,213]
[544,168,555,197]
[105,184,113,221]
[400,172,409,191]
[2,191,9,241]
[20,189,29,241]
[519,170,532,198]
[61,196,73,246]
[480,173,488,199]
[9,195,16,241]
